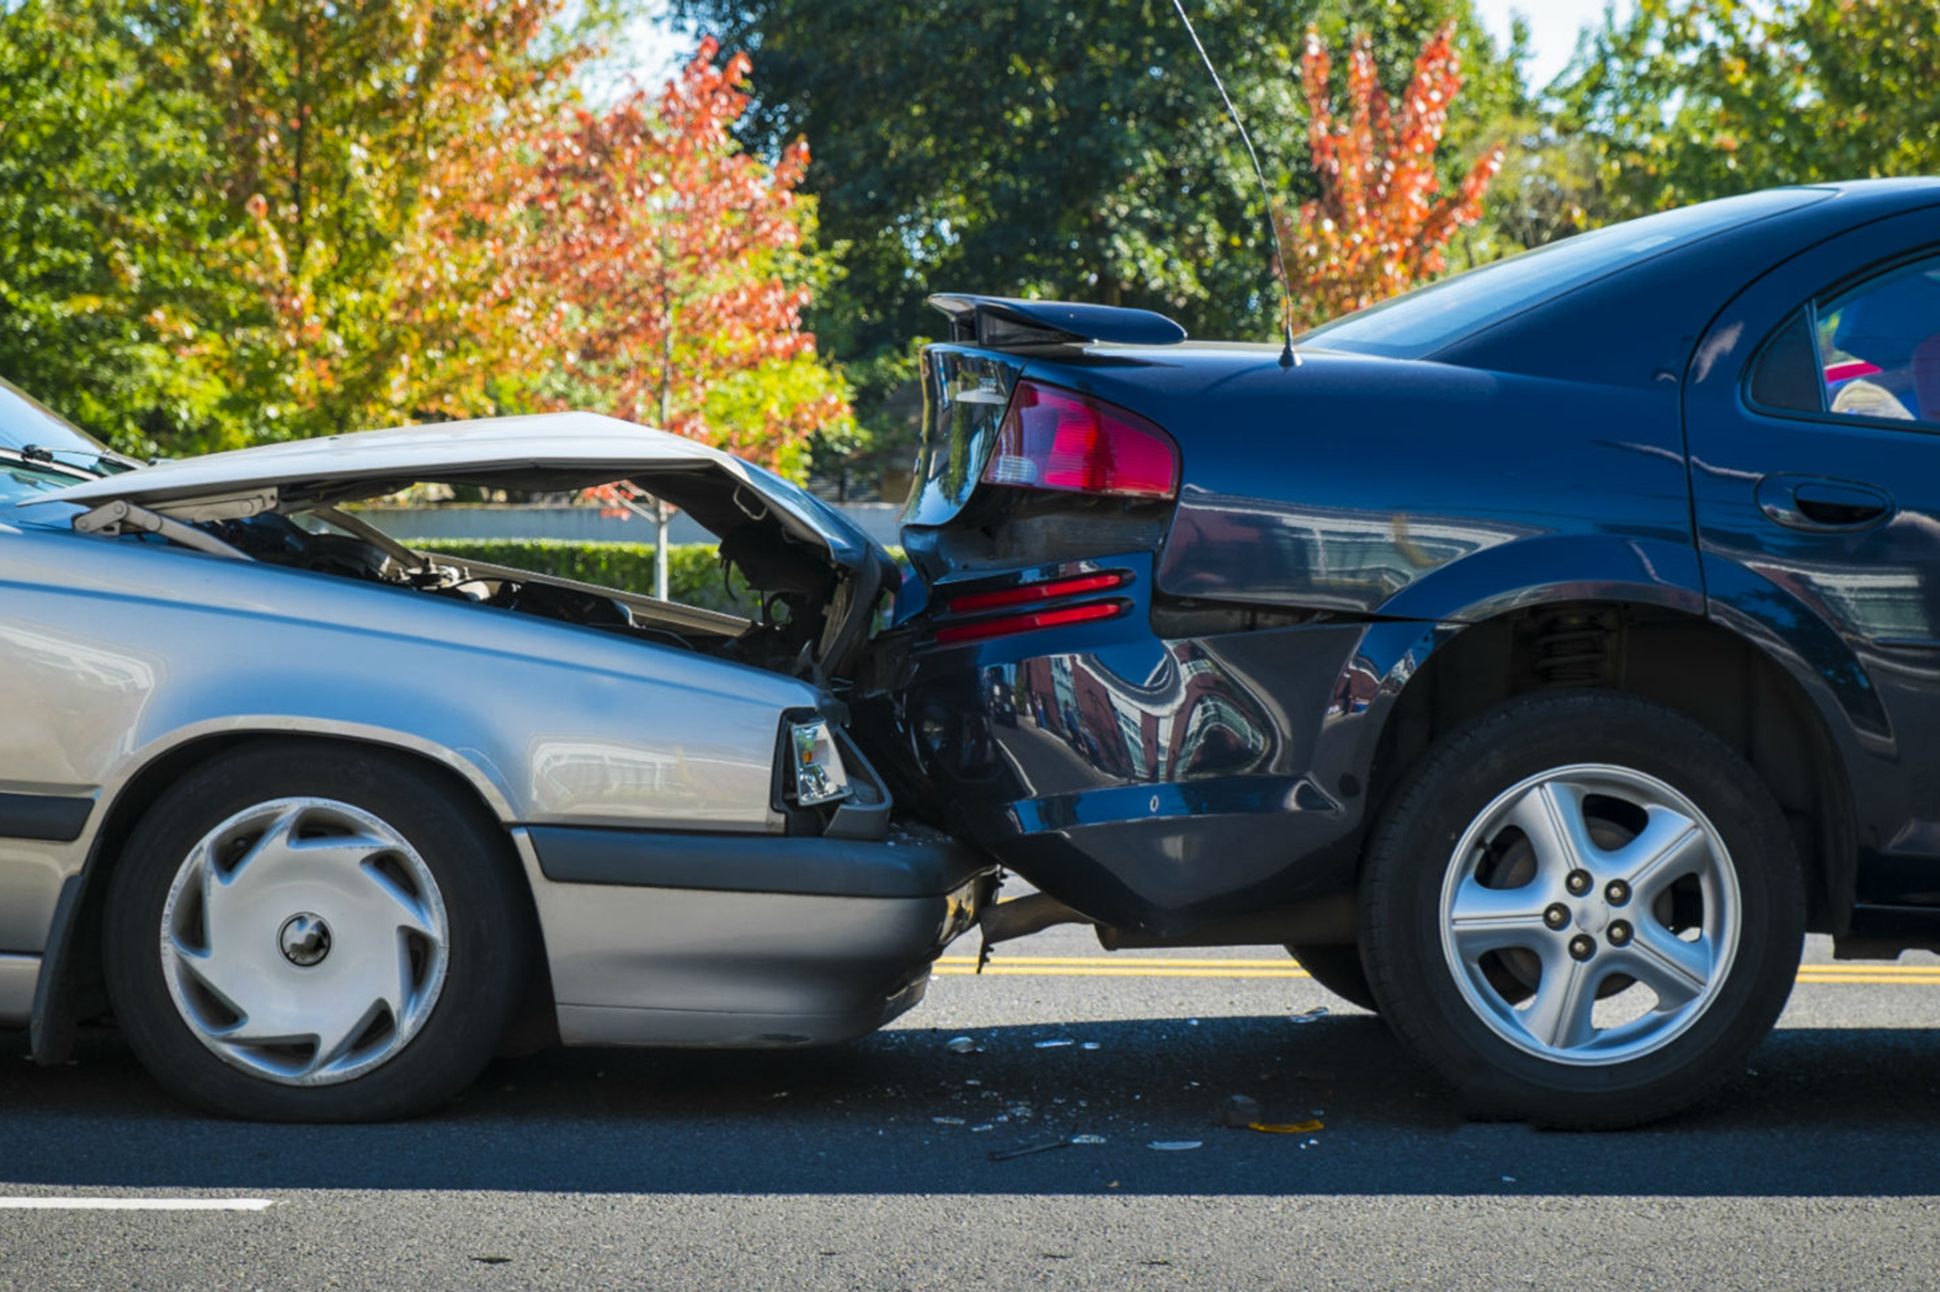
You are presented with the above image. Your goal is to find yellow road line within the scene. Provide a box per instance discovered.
[936,965,1312,979]
[937,956,1297,969]
[1797,974,1940,985]
[1786,963,1940,974]
[932,954,1940,985]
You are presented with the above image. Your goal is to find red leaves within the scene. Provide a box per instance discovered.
[1283,23,1504,328]
[410,36,848,474]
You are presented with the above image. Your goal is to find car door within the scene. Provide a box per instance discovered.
[1684,204,1940,911]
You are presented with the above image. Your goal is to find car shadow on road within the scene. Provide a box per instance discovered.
[4,1015,1937,1197]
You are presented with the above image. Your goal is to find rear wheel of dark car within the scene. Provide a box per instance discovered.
[1285,942,1378,1012]
[1359,692,1803,1129]
[103,741,528,1122]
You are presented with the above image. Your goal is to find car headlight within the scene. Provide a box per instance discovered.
[787,717,853,806]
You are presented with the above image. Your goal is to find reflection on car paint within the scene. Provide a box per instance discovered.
[996,638,1277,788]
[1162,489,1535,613]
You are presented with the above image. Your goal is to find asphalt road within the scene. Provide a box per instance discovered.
[4,924,1940,1290]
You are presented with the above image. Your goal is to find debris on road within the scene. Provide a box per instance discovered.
[1033,1039,1075,1049]
[945,1036,982,1054]
[988,1134,1077,1161]
[1216,1094,1263,1127]
[1290,1006,1330,1024]
[1081,1042,1102,1050]
[1071,1134,1107,1145]
[932,1116,966,1125]
[1148,1140,1204,1152]
[1247,1120,1324,1135]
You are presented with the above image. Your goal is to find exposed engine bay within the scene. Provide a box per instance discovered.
[207,509,844,680]
[37,416,898,690]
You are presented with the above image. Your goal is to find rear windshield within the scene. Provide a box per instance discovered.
[1296,188,1834,359]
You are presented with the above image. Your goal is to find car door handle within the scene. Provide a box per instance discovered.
[1755,475,1895,531]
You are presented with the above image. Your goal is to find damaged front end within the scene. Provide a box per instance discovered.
[32,411,899,690]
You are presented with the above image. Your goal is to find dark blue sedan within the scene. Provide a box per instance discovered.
[863,178,1940,1127]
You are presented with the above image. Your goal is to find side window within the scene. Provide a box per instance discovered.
[1748,252,1940,427]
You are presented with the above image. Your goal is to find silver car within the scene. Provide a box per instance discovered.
[0,379,990,1121]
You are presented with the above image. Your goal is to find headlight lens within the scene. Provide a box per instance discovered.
[787,717,852,806]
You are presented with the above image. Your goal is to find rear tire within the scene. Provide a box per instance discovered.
[1359,692,1803,1129]
[1286,942,1378,1012]
[103,741,529,1122]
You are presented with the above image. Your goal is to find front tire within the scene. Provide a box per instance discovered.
[103,741,529,1122]
[1359,693,1803,1129]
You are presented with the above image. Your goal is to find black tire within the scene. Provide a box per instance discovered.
[1286,942,1379,1012]
[1359,692,1804,1129]
[103,740,529,1122]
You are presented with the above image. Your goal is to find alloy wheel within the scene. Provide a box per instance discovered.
[1437,763,1740,1066]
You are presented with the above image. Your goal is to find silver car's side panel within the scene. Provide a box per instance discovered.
[0,838,74,956]
[0,955,37,1026]
[510,831,951,1046]
[0,524,819,954]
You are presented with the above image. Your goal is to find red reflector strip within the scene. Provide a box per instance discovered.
[945,571,1128,615]
[933,600,1125,644]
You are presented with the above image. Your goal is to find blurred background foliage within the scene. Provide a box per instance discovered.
[3,0,1938,497]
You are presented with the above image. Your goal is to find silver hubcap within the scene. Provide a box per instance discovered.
[1438,764,1740,1066]
[158,797,449,1086]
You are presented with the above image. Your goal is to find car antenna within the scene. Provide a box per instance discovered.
[1166,0,1299,369]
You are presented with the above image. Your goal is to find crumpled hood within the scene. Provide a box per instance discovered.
[24,410,896,585]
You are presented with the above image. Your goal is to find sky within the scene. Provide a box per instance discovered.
[1471,0,1632,89]
[613,2,1635,98]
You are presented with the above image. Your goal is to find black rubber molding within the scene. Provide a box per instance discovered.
[527,825,989,899]
[0,792,94,843]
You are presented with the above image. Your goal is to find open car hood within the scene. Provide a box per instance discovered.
[25,411,892,580]
[25,412,899,686]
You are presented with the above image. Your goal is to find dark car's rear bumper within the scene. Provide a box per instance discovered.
[512,823,994,1046]
[881,551,1441,935]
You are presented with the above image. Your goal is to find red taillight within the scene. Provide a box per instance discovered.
[945,570,1129,615]
[982,381,1178,499]
[933,600,1125,644]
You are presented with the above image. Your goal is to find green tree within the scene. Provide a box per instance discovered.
[0,0,616,454]
[677,0,1522,353]
[1556,0,1940,218]
[0,3,227,451]
[672,0,1525,483]
[1,1,851,482]
[135,0,612,448]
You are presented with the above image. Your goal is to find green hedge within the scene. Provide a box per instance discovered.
[415,539,752,614]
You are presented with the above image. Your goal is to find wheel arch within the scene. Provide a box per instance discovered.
[1362,597,1857,936]
[32,728,550,1065]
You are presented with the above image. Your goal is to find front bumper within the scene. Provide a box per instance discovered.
[512,823,994,1047]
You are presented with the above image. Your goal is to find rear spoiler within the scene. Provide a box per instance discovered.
[927,294,1188,348]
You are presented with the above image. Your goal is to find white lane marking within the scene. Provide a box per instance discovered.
[0,1197,274,1211]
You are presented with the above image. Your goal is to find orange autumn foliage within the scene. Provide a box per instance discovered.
[410,36,847,478]
[1281,23,1504,328]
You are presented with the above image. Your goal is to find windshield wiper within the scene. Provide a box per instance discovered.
[0,445,97,482]
[19,443,141,476]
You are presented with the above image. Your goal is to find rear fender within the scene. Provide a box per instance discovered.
[1375,532,1708,624]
